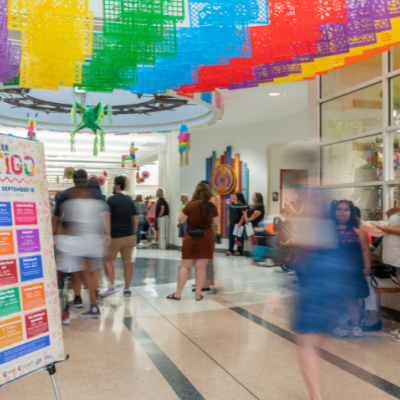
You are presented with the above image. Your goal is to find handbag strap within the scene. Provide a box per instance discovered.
[203,203,211,226]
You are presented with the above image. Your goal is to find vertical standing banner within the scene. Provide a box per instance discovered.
[0,134,63,386]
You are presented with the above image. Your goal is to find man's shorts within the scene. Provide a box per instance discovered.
[104,235,136,262]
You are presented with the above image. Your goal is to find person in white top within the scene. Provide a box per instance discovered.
[363,209,400,339]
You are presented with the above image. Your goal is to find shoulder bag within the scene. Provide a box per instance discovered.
[188,204,211,237]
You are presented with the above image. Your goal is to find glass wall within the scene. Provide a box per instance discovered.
[319,47,400,221]
[321,53,382,97]
[321,134,383,185]
[321,84,383,140]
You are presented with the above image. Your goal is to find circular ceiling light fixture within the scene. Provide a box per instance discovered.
[269,93,280,96]
[0,89,191,117]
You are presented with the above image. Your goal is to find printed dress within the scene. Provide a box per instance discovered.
[335,227,369,300]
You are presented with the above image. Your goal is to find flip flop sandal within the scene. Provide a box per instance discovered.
[332,327,350,337]
[392,335,400,343]
[166,293,181,300]
[192,288,211,292]
[196,295,204,301]
[234,252,242,256]
[225,252,232,256]
[352,327,364,338]
[390,328,400,335]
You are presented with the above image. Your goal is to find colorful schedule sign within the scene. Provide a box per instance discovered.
[0,134,63,386]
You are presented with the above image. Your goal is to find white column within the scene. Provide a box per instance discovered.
[158,151,167,195]
[165,131,181,247]
[126,170,136,198]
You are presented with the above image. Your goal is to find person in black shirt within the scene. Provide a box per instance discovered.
[153,188,169,247]
[246,192,265,227]
[227,192,248,256]
[101,176,138,298]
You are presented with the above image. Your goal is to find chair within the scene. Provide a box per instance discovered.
[374,287,400,313]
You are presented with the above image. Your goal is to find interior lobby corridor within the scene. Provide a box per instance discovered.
[3,249,400,400]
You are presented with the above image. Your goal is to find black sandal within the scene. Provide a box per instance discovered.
[166,293,181,300]
[195,295,204,301]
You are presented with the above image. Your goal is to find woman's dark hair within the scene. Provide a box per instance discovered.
[192,182,212,216]
[135,194,143,202]
[88,177,101,192]
[114,176,126,191]
[252,192,264,208]
[55,191,61,201]
[330,200,359,228]
[235,192,246,205]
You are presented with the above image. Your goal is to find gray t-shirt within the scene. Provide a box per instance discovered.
[134,201,148,224]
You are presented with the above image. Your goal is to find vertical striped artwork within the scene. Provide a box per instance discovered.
[206,146,250,238]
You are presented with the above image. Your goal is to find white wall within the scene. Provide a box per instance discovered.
[180,110,309,197]
[134,185,159,198]
[165,110,309,247]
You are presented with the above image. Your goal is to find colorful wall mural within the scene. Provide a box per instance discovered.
[206,146,249,238]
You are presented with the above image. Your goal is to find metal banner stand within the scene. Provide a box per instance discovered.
[44,354,69,400]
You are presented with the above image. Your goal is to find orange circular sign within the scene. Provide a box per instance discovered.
[211,164,237,195]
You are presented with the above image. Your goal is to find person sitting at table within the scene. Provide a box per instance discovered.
[362,208,400,336]
[284,189,305,217]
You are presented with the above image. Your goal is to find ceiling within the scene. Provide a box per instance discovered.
[207,81,309,129]
[3,126,165,182]
[0,87,215,132]
[1,81,308,182]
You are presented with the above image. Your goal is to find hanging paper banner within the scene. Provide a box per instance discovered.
[0,133,64,387]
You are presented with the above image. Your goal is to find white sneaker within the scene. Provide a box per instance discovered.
[287,270,296,276]
[100,286,115,298]
[137,243,144,247]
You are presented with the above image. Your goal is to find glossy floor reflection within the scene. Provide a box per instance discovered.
[2,249,400,399]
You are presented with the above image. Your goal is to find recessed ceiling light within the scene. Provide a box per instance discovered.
[269,93,280,96]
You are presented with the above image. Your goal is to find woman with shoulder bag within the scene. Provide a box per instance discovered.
[167,182,219,301]
[191,180,219,292]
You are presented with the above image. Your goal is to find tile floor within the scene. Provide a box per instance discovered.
[2,249,400,399]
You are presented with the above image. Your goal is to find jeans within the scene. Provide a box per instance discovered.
[137,224,144,244]
[228,224,235,253]
[229,224,244,254]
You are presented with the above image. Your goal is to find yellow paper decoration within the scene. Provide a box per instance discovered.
[8,0,93,90]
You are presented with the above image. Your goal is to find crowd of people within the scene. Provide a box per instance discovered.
[51,166,400,400]
[52,170,170,320]
[52,170,269,311]
[266,183,400,400]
